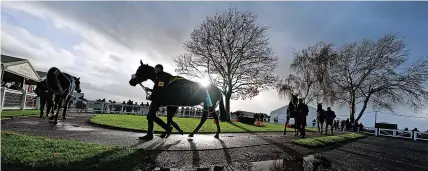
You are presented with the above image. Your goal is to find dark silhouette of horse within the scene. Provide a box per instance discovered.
[46,67,81,123]
[284,94,299,136]
[129,60,226,138]
[35,79,56,118]
[316,103,326,134]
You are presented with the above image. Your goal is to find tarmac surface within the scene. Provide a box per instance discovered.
[2,113,428,171]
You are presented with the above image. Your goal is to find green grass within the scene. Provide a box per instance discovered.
[292,133,366,147]
[90,114,317,133]
[1,109,39,119]
[1,131,154,171]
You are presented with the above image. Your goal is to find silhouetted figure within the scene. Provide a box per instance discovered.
[324,107,336,135]
[296,98,309,138]
[340,120,345,131]
[345,118,350,131]
[312,119,316,127]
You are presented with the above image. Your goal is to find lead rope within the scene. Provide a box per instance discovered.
[138,83,216,113]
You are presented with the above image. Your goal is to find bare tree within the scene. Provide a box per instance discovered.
[277,42,334,105]
[319,33,428,122]
[174,7,278,121]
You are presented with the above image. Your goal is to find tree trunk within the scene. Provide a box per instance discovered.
[349,92,356,122]
[355,94,371,122]
[222,94,231,121]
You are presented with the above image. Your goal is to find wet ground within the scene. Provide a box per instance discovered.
[2,113,428,171]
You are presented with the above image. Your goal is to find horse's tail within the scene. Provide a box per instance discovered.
[218,91,227,121]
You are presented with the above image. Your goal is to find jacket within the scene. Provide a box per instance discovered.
[150,71,172,100]
[324,110,336,120]
[297,103,309,116]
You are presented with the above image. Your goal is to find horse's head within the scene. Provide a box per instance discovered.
[129,60,155,87]
[291,93,298,103]
[317,103,323,110]
[74,77,81,93]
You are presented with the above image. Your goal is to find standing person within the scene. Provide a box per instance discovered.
[297,98,309,138]
[138,64,172,140]
[345,118,350,131]
[312,119,317,127]
[324,107,336,135]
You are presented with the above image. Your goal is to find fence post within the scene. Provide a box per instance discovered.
[20,90,27,110]
[106,103,110,114]
[413,132,418,141]
[393,130,397,137]
[375,128,379,136]
[0,87,5,111]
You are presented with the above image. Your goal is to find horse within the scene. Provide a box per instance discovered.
[35,79,56,118]
[284,93,299,136]
[46,67,81,123]
[316,103,326,134]
[129,60,226,139]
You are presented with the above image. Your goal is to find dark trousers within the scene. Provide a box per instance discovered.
[146,101,169,136]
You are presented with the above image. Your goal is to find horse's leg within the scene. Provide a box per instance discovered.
[160,106,180,139]
[62,95,72,119]
[324,123,328,135]
[168,106,183,135]
[39,95,46,118]
[331,123,334,135]
[210,107,221,139]
[189,106,209,138]
[52,96,62,123]
[283,118,289,135]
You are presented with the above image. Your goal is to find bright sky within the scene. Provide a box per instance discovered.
[1,1,428,130]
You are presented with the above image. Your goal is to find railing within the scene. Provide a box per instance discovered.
[1,87,37,110]
[71,101,213,118]
[367,128,422,141]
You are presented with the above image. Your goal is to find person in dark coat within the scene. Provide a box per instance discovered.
[138,64,172,140]
[324,107,336,135]
[296,98,309,138]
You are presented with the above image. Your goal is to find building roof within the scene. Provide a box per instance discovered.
[36,71,48,78]
[1,54,26,64]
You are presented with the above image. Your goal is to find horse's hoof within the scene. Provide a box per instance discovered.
[188,134,194,137]
[160,132,167,138]
[62,116,66,120]
[48,116,54,120]
[214,134,219,139]
[179,129,184,135]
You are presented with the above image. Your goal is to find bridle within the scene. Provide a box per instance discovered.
[131,74,151,100]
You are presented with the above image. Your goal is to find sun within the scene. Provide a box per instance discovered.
[199,77,210,87]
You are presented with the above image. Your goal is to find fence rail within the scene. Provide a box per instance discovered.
[1,87,37,110]
[361,127,426,141]
[69,101,214,118]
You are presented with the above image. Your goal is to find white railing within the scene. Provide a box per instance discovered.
[416,132,428,141]
[371,128,422,141]
[1,87,37,110]
[70,101,213,118]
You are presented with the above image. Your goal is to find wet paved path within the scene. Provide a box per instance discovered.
[2,113,428,170]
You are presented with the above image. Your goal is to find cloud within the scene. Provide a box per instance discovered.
[1,1,428,131]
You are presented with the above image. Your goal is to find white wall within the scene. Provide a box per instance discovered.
[270,105,318,127]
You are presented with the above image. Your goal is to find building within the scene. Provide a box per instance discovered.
[1,55,41,110]
[269,105,318,127]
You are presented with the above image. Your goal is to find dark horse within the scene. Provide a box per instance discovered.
[316,103,326,134]
[129,60,226,138]
[284,93,299,136]
[46,67,81,123]
[35,79,56,118]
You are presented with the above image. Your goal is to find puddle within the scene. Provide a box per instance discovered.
[51,122,96,131]
[153,155,337,171]
[15,121,39,125]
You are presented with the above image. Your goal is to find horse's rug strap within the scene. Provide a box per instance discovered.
[158,82,164,87]
[205,89,213,107]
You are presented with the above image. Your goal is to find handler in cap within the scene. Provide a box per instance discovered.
[139,64,173,140]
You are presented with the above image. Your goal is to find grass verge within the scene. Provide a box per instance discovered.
[1,109,39,119]
[89,114,317,133]
[1,131,154,171]
[292,133,366,148]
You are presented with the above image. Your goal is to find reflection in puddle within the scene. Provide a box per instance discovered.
[154,155,337,171]
[51,122,95,131]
